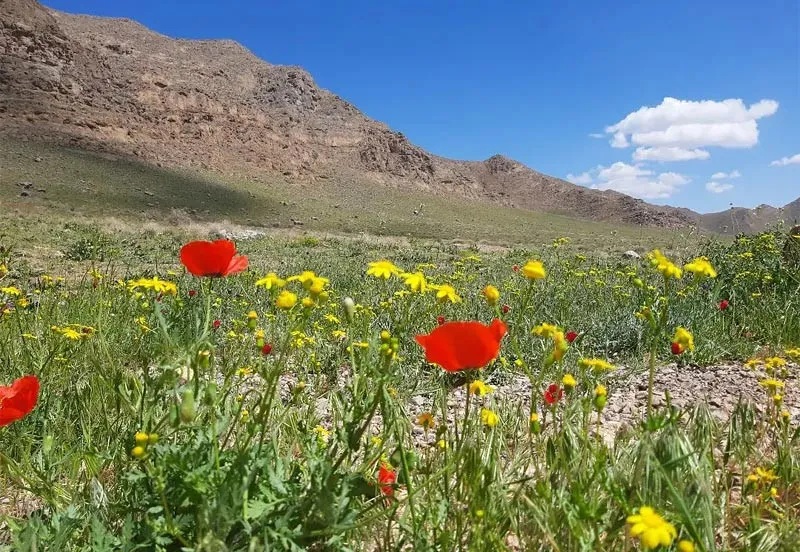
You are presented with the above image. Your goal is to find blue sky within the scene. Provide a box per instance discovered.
[43,0,799,213]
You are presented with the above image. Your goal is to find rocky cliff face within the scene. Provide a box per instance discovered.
[1,0,774,230]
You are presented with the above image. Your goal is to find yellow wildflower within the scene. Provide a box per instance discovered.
[127,277,177,295]
[325,313,340,324]
[468,380,494,396]
[684,256,717,279]
[416,412,436,431]
[562,373,577,389]
[301,297,315,308]
[483,285,500,305]
[672,327,694,353]
[430,283,461,304]
[764,357,786,370]
[275,290,298,310]
[0,286,22,297]
[578,358,615,372]
[312,425,331,445]
[532,323,561,339]
[648,250,682,279]
[626,506,677,550]
[400,271,427,293]
[480,408,499,427]
[759,379,784,393]
[255,272,286,290]
[521,260,546,280]
[786,348,800,361]
[366,260,402,279]
[677,541,695,552]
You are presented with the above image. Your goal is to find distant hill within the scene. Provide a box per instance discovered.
[1,0,796,233]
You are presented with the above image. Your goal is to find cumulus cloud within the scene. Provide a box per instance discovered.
[566,171,593,185]
[770,153,800,166]
[588,133,605,139]
[706,181,734,193]
[633,146,710,162]
[568,162,690,199]
[710,170,741,180]
[605,97,778,153]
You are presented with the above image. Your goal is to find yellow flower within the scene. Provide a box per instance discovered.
[480,408,499,427]
[312,425,331,444]
[483,285,500,305]
[648,250,682,279]
[400,271,427,293]
[748,467,778,484]
[594,384,607,397]
[134,432,149,446]
[301,297,315,308]
[51,325,82,340]
[521,260,546,280]
[745,358,763,369]
[759,379,784,393]
[131,446,146,459]
[370,436,383,447]
[677,541,695,552]
[626,506,677,550]
[430,283,461,304]
[16,297,29,308]
[468,380,494,396]
[325,313,340,324]
[255,272,286,290]
[127,277,177,295]
[786,348,800,361]
[367,260,402,279]
[578,358,615,372]
[561,373,577,389]
[684,256,717,279]
[764,357,786,370]
[672,327,694,353]
[416,412,436,431]
[0,286,22,297]
[437,439,448,450]
[275,290,298,310]
[247,310,258,320]
[532,323,561,339]
[331,330,347,339]
[551,331,568,362]
[307,276,329,297]
[0,264,7,277]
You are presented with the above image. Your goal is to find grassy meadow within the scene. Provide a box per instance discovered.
[1,140,800,551]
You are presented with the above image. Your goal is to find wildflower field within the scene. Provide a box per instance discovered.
[1,226,799,551]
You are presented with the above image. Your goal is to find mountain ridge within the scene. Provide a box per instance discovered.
[1,0,797,233]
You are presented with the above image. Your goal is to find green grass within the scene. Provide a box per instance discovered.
[0,137,703,252]
[0,223,798,550]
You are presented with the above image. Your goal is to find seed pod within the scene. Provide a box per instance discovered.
[180,390,196,423]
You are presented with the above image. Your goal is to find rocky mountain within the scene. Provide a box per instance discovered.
[1,0,796,232]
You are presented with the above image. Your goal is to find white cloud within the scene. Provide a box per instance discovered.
[574,162,690,199]
[610,131,629,148]
[711,170,741,180]
[633,146,710,162]
[706,181,734,193]
[588,133,604,139]
[566,171,593,185]
[770,153,800,166]
[605,97,778,150]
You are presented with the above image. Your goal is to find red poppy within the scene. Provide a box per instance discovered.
[415,319,507,373]
[543,383,562,406]
[671,342,684,355]
[213,319,221,329]
[565,331,578,343]
[719,300,729,311]
[261,343,273,356]
[180,239,248,277]
[0,375,40,427]
[378,463,397,497]
[502,305,510,314]
[436,315,446,326]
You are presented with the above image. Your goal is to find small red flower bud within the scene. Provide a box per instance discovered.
[502,305,510,314]
[212,319,221,329]
[719,299,729,311]
[188,290,197,297]
[512,265,519,272]
[671,342,684,355]
[261,343,273,356]
[436,315,446,326]
[565,331,578,343]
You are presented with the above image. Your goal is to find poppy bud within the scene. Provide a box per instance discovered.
[188,290,197,297]
[179,390,196,423]
[204,382,217,405]
[565,331,578,343]
[719,299,729,311]
[502,305,510,314]
[436,315,446,325]
[261,343,273,356]
[343,297,356,323]
[43,435,54,455]
[213,319,221,329]
[197,349,211,369]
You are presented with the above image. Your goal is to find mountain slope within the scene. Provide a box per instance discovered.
[1,0,795,232]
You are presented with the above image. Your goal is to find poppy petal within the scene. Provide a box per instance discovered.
[180,241,226,276]
[415,319,506,372]
[0,375,40,427]
[224,255,249,276]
